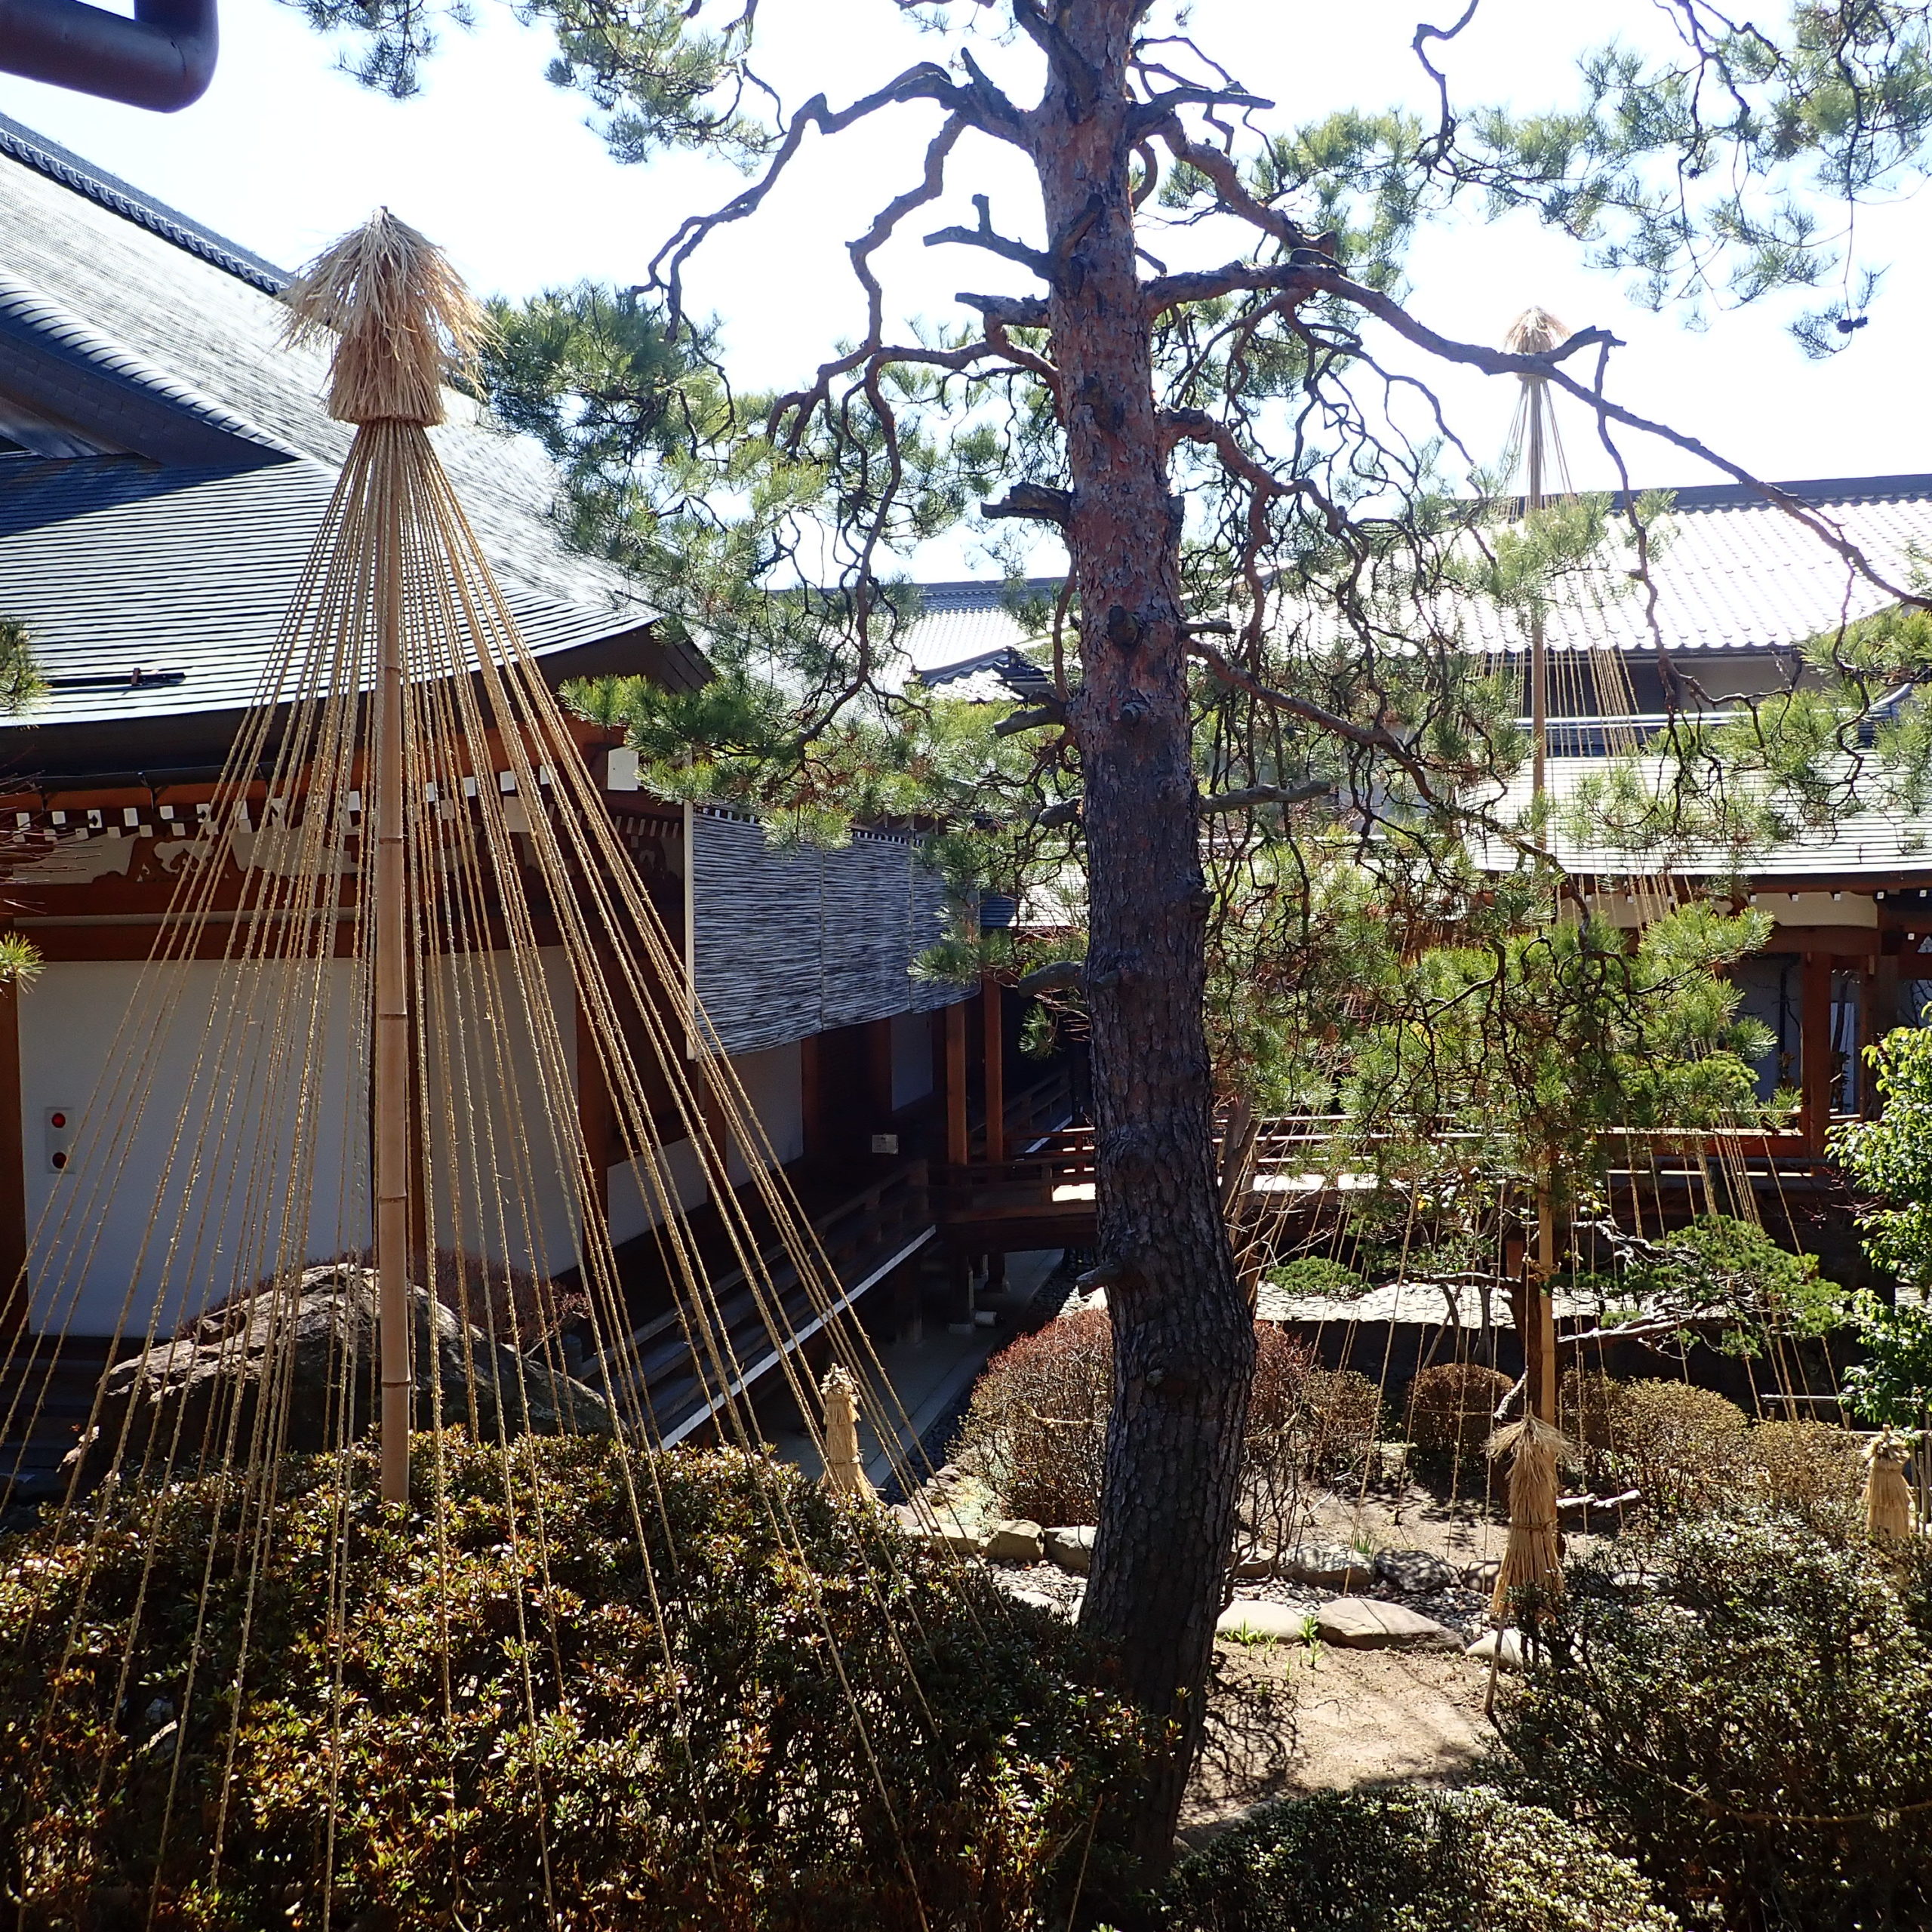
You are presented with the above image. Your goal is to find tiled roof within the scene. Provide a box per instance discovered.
[0,113,288,296]
[897,577,1061,675]
[0,456,667,733]
[0,118,701,750]
[1469,755,1932,882]
[1316,474,1932,660]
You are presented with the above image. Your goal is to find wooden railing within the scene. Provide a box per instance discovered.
[595,1158,934,1444]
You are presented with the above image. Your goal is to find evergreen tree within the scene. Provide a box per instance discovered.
[292,0,1932,1863]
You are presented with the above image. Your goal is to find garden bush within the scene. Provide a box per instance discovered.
[956,1318,1380,1533]
[1160,1786,1680,1931]
[1269,1257,1372,1300]
[0,1432,1148,1930]
[1497,1512,1932,1931]
[954,1306,1114,1524]
[1608,1378,1749,1517]
[1404,1361,1513,1464]
[1558,1367,1625,1491]
[1746,1418,1864,1536]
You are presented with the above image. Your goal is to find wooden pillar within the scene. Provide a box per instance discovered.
[577,988,612,1228]
[865,1016,895,1129]
[944,1000,968,1167]
[700,1054,733,1201]
[0,979,23,1338]
[800,1032,825,1167]
[981,974,1005,1165]
[1801,951,1832,1152]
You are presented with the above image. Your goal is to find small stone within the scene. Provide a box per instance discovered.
[1215,1598,1313,1644]
[1315,1597,1461,1651]
[985,1518,1045,1564]
[1463,1558,1503,1593]
[1374,1548,1460,1595]
[1466,1628,1536,1672]
[1284,1543,1374,1592]
[1232,1548,1286,1580]
[1044,1525,1096,1575]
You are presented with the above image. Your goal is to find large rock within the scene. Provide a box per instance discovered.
[1466,1628,1537,1672]
[1284,1543,1374,1592]
[985,1518,1046,1564]
[64,1264,617,1488]
[1315,1597,1462,1651]
[1374,1547,1460,1596]
[1216,1598,1313,1644]
[1044,1525,1096,1574]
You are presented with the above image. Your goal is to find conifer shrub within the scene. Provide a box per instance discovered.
[1496,1513,1932,1932]
[1404,1362,1514,1466]
[1268,1257,1372,1300]
[1160,1786,1680,1931]
[0,1433,1149,1931]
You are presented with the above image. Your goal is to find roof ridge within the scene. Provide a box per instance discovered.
[0,112,288,297]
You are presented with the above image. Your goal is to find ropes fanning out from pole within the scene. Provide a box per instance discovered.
[0,213,1096,1927]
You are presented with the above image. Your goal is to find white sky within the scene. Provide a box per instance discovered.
[4,0,1929,579]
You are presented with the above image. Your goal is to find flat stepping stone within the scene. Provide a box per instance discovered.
[1215,1598,1313,1644]
[1315,1597,1462,1651]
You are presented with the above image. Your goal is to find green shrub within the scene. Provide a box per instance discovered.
[1497,1512,1932,1931]
[1404,1361,1513,1463]
[1269,1257,1372,1300]
[1161,1786,1680,1931]
[1610,1378,1749,1517]
[1558,1367,1625,1492]
[0,1433,1148,1930]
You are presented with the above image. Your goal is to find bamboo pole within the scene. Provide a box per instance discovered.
[374,473,412,1506]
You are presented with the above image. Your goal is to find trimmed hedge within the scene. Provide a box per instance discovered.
[0,1433,1149,1930]
[1161,1786,1680,1931]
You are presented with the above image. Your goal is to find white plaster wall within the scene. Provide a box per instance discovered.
[20,957,366,1339]
[891,1009,934,1111]
[604,1041,804,1247]
[419,945,581,1283]
[20,947,583,1340]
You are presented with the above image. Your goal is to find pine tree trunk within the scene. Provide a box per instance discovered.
[1038,3,1256,1869]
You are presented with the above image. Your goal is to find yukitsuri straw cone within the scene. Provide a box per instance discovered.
[1487,1416,1572,1626]
[820,1364,876,1503]
[1864,1428,1918,1543]
[281,213,489,1504]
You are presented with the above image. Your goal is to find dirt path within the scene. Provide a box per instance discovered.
[1182,1639,1500,1841]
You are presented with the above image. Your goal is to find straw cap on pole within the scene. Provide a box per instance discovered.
[1503,304,1571,362]
[283,210,489,427]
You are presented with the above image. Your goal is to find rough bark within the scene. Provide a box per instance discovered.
[1038,2,1255,1868]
